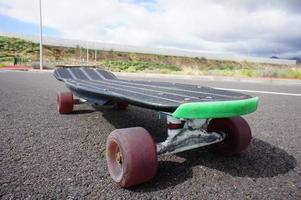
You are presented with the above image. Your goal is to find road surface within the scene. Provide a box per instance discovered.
[0,71,300,199]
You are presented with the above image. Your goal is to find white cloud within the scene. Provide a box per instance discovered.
[0,0,300,58]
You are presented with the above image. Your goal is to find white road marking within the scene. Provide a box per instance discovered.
[215,87,301,97]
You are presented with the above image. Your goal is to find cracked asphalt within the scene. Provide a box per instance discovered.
[0,71,300,199]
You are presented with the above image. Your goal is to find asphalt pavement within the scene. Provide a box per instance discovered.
[0,71,300,199]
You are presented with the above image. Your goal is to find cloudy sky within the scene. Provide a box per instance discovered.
[0,0,300,58]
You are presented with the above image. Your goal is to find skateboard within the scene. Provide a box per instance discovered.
[54,67,259,188]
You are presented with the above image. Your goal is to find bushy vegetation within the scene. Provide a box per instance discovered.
[100,60,182,73]
[0,36,80,67]
[0,35,300,78]
[0,36,39,63]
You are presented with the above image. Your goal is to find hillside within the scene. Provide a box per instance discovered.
[0,35,300,78]
[0,36,38,63]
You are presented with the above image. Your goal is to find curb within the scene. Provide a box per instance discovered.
[28,69,54,73]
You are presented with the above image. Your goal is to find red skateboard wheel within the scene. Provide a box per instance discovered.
[116,102,128,110]
[106,127,157,188]
[207,117,252,155]
[57,92,74,114]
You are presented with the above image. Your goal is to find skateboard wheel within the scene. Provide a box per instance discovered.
[57,92,74,114]
[116,102,128,110]
[106,127,157,188]
[207,117,252,155]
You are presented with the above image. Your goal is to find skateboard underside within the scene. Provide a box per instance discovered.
[54,67,258,119]
[54,67,259,188]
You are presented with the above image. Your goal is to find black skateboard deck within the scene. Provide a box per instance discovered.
[54,67,257,114]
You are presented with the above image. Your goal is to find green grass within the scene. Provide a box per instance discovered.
[263,68,301,79]
[181,67,301,79]
[100,60,182,73]
[101,60,301,79]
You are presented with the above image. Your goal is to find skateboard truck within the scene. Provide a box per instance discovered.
[73,98,86,104]
[73,97,119,109]
[157,114,226,155]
